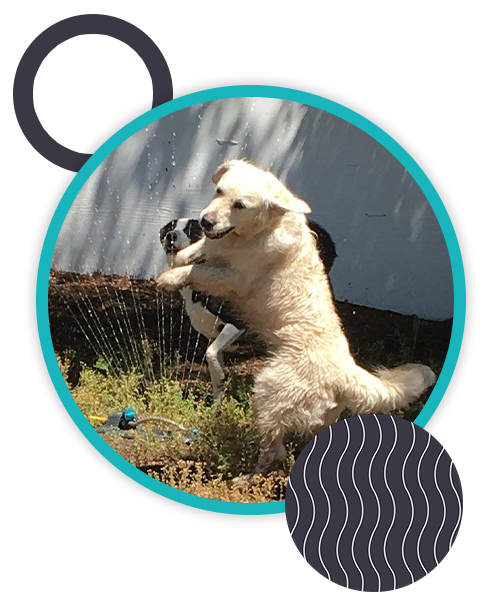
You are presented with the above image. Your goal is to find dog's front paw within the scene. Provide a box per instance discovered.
[156,266,191,292]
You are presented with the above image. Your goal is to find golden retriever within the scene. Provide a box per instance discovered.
[156,159,436,474]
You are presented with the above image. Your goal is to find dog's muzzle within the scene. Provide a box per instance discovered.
[204,227,235,240]
[201,214,216,232]
[164,231,179,253]
[200,213,235,239]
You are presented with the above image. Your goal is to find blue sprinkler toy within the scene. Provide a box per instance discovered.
[97,408,199,445]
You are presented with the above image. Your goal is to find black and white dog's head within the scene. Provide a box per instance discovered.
[160,217,337,273]
[160,218,203,255]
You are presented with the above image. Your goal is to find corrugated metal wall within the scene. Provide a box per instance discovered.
[52,98,453,319]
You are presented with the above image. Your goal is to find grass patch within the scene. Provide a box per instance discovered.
[50,272,452,504]
[58,353,289,503]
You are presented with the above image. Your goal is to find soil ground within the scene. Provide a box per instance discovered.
[49,270,452,502]
[49,270,452,405]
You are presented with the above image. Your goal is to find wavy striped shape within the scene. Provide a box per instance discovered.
[434,448,446,565]
[302,437,317,560]
[288,476,300,537]
[382,416,398,589]
[416,432,431,575]
[401,424,416,584]
[368,415,383,591]
[449,461,462,550]
[286,415,463,592]
[350,418,366,591]
[336,421,350,587]
[318,428,333,580]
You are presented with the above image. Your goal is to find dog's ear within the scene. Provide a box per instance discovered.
[160,219,177,244]
[268,188,312,215]
[212,161,232,184]
[186,219,203,242]
[212,158,261,184]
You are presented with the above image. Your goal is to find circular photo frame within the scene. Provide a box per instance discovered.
[36,85,466,515]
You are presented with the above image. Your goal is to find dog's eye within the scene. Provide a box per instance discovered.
[216,187,222,195]
[233,200,246,210]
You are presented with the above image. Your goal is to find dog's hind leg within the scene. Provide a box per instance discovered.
[314,404,343,433]
[206,324,244,400]
[253,429,287,475]
[231,426,286,483]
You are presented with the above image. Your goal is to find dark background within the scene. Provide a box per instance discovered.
[0,9,478,595]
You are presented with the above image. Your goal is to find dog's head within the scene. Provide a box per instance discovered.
[199,160,311,240]
[159,218,203,254]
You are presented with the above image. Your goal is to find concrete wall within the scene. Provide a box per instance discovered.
[53,98,453,319]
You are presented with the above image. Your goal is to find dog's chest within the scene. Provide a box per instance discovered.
[227,251,274,293]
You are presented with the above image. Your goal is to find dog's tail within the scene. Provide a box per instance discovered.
[346,363,437,413]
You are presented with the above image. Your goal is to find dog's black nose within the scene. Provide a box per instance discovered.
[166,231,178,242]
[201,214,217,231]
[201,217,213,231]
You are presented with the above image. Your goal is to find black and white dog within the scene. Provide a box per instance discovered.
[160,217,337,398]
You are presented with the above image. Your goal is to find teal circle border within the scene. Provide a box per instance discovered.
[36,85,466,515]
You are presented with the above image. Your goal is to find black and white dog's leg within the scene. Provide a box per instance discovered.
[206,324,244,400]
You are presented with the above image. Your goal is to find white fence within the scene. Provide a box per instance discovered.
[53,98,453,319]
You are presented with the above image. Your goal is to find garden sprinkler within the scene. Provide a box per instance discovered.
[96,407,200,445]
[118,407,137,429]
